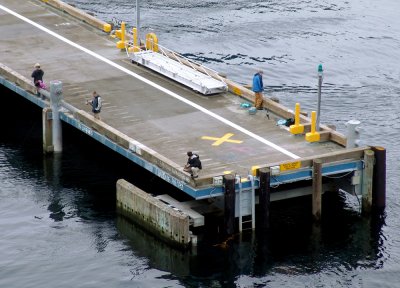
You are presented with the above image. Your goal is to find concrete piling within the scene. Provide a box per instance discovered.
[224,174,236,236]
[49,80,63,153]
[42,107,54,154]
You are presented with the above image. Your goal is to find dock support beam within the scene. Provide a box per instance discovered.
[362,150,375,215]
[42,107,53,154]
[312,159,322,222]
[224,174,236,236]
[50,80,63,153]
[372,146,386,211]
[259,168,271,230]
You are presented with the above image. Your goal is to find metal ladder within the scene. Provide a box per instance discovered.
[237,175,256,232]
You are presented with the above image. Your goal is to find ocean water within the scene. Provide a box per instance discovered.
[1,0,399,287]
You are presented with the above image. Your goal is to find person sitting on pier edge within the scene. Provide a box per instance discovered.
[252,69,264,110]
[86,91,102,120]
[31,63,44,95]
[183,151,202,179]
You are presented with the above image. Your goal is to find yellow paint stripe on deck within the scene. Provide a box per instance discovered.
[201,133,243,146]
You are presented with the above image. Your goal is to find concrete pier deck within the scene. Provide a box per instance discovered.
[0,0,367,200]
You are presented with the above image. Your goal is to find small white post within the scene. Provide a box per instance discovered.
[346,120,361,148]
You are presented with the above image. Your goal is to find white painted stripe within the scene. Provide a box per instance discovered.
[0,4,300,159]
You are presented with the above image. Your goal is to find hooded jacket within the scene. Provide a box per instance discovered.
[252,72,264,93]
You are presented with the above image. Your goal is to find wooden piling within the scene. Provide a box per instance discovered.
[224,174,236,236]
[258,168,271,230]
[312,159,322,222]
[362,150,375,215]
[42,107,54,154]
[372,146,386,211]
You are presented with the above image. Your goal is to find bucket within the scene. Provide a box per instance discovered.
[248,107,257,115]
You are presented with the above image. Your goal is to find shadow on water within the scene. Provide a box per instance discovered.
[0,85,387,286]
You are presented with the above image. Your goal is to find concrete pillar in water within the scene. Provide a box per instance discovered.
[224,174,236,236]
[50,80,63,153]
[258,167,271,230]
[42,107,53,154]
[372,146,386,211]
[312,159,322,222]
[362,150,375,215]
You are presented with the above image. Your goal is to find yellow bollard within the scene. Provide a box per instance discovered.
[133,28,138,50]
[305,111,320,142]
[145,33,159,52]
[251,165,260,176]
[116,22,126,49]
[128,27,140,52]
[103,23,112,33]
[289,103,305,134]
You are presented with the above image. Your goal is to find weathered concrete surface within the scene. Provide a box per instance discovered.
[40,0,111,32]
[116,179,190,248]
[0,0,354,188]
[165,54,347,146]
[0,63,36,95]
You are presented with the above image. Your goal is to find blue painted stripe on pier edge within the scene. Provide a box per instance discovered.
[270,161,361,185]
[195,161,361,199]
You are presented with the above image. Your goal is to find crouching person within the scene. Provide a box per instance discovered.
[183,151,202,179]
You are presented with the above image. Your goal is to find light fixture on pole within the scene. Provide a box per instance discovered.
[316,64,323,131]
[136,0,140,46]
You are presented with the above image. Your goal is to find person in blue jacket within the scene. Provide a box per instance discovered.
[252,70,264,110]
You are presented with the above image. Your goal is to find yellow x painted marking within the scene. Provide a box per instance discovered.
[201,133,243,146]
